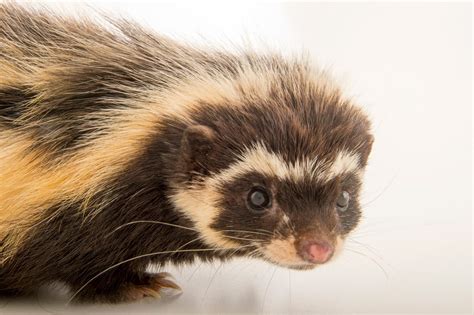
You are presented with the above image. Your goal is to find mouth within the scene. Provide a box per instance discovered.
[255,251,320,270]
[256,242,321,270]
[259,251,330,270]
[275,261,320,270]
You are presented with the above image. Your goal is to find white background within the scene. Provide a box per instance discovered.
[1,1,472,314]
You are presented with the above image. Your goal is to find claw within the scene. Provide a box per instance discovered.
[150,272,181,291]
[123,272,181,301]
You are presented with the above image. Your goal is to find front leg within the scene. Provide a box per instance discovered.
[68,268,180,303]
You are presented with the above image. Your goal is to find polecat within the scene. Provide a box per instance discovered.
[0,3,374,303]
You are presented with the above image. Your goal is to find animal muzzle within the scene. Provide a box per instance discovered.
[296,237,335,264]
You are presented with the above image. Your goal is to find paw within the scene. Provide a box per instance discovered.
[124,272,181,301]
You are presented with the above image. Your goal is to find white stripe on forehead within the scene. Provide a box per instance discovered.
[209,143,362,186]
[319,150,362,183]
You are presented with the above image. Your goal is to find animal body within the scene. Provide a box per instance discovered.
[0,4,373,303]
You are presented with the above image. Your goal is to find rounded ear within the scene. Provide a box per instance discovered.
[180,125,216,177]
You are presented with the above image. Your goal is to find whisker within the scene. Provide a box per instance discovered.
[224,235,265,242]
[261,267,277,313]
[346,238,395,273]
[344,247,389,279]
[346,238,384,261]
[252,228,275,234]
[288,270,292,314]
[361,174,397,207]
[187,261,203,282]
[247,248,261,259]
[201,262,223,301]
[158,192,274,241]
[68,235,202,303]
[68,242,252,304]
[107,220,197,238]
[220,229,273,236]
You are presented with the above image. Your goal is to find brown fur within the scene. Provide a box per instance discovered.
[0,3,373,303]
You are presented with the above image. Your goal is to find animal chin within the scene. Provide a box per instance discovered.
[260,252,319,270]
[286,263,319,271]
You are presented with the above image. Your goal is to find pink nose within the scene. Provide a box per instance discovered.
[299,241,334,264]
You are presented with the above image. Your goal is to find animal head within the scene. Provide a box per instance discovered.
[168,60,373,269]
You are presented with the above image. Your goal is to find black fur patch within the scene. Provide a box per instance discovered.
[0,87,31,126]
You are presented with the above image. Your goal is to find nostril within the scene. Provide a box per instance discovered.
[299,240,334,264]
[308,242,332,262]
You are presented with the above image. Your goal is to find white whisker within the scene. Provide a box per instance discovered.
[68,240,253,304]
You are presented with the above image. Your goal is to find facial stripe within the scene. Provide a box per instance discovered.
[318,150,362,183]
[170,187,240,249]
[208,142,322,185]
[207,143,362,187]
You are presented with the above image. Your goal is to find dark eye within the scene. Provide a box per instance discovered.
[336,191,350,212]
[247,187,271,212]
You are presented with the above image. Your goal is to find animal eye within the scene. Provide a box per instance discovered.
[336,191,350,212]
[247,187,271,212]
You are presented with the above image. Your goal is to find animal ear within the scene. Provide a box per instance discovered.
[180,125,216,176]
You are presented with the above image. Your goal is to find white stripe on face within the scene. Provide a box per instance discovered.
[208,143,362,186]
[318,150,362,183]
[208,142,320,185]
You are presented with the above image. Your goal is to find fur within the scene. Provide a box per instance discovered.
[0,3,373,303]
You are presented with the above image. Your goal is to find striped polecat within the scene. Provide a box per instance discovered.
[0,3,374,303]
